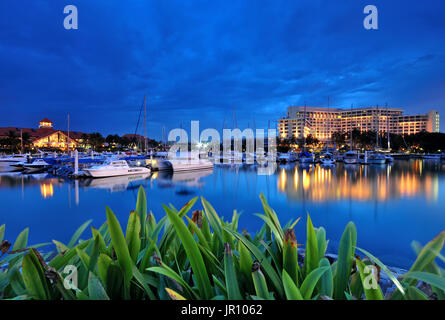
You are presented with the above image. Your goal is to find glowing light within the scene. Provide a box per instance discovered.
[40,183,54,199]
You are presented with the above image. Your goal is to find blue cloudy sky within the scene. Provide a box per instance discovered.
[1,0,445,138]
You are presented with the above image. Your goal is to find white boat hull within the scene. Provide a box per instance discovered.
[299,157,314,164]
[344,158,358,164]
[368,159,386,165]
[84,167,151,178]
[321,159,336,165]
[170,160,214,172]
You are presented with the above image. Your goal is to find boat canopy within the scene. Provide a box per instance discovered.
[299,151,312,157]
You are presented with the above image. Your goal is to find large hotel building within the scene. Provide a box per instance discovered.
[278,106,440,141]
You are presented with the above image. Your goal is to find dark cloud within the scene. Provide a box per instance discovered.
[0,0,444,138]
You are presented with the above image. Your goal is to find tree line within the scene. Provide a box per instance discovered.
[0,130,163,153]
[278,130,445,153]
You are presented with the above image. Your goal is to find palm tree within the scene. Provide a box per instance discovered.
[6,131,19,153]
[21,132,31,152]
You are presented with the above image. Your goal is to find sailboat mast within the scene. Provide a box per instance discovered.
[303,102,307,150]
[350,104,353,151]
[144,95,148,153]
[20,129,23,154]
[67,113,70,152]
[386,103,390,151]
[327,97,330,150]
[376,105,379,149]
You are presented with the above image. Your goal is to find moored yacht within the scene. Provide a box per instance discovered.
[168,158,214,172]
[320,152,336,165]
[368,152,387,165]
[0,154,31,171]
[343,151,359,164]
[385,154,394,163]
[298,151,314,164]
[83,160,151,178]
[23,159,53,174]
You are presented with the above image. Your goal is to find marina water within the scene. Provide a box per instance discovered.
[1,159,444,269]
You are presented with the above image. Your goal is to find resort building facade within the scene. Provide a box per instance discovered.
[0,118,83,151]
[278,106,440,141]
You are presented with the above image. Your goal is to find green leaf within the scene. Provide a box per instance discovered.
[355,247,405,296]
[259,193,283,240]
[318,258,333,298]
[355,258,383,300]
[254,214,283,249]
[126,211,141,263]
[407,286,428,300]
[224,243,242,300]
[178,197,198,218]
[300,266,329,300]
[164,205,213,299]
[316,227,327,261]
[238,240,253,280]
[0,224,5,243]
[135,186,147,245]
[52,240,69,254]
[88,272,110,300]
[403,271,445,292]
[131,264,156,300]
[408,231,445,274]
[147,266,198,299]
[97,253,113,286]
[201,197,224,245]
[333,222,356,300]
[49,239,91,271]
[303,214,319,277]
[252,264,270,300]
[21,250,50,300]
[68,220,92,248]
[224,227,284,298]
[283,229,299,287]
[12,228,29,251]
[106,207,133,287]
[282,270,303,300]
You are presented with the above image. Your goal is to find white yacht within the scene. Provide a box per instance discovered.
[320,152,336,165]
[423,153,441,160]
[277,152,298,163]
[343,151,359,164]
[23,159,52,174]
[385,154,394,163]
[0,154,31,171]
[298,151,314,164]
[83,160,151,178]
[168,158,214,172]
[368,152,387,165]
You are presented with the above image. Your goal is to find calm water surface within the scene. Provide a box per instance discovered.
[1,159,445,269]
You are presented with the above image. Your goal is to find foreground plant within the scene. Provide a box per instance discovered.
[0,186,444,300]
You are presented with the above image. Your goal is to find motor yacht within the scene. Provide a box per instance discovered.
[368,152,387,165]
[343,151,359,164]
[298,151,314,164]
[83,160,151,178]
[320,152,336,165]
[0,154,31,171]
[23,159,53,174]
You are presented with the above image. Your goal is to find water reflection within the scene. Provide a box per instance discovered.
[1,159,444,269]
[40,183,54,199]
[276,160,442,203]
[82,174,151,193]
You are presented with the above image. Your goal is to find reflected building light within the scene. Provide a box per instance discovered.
[293,168,299,190]
[302,170,310,190]
[278,168,287,191]
[40,183,54,199]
